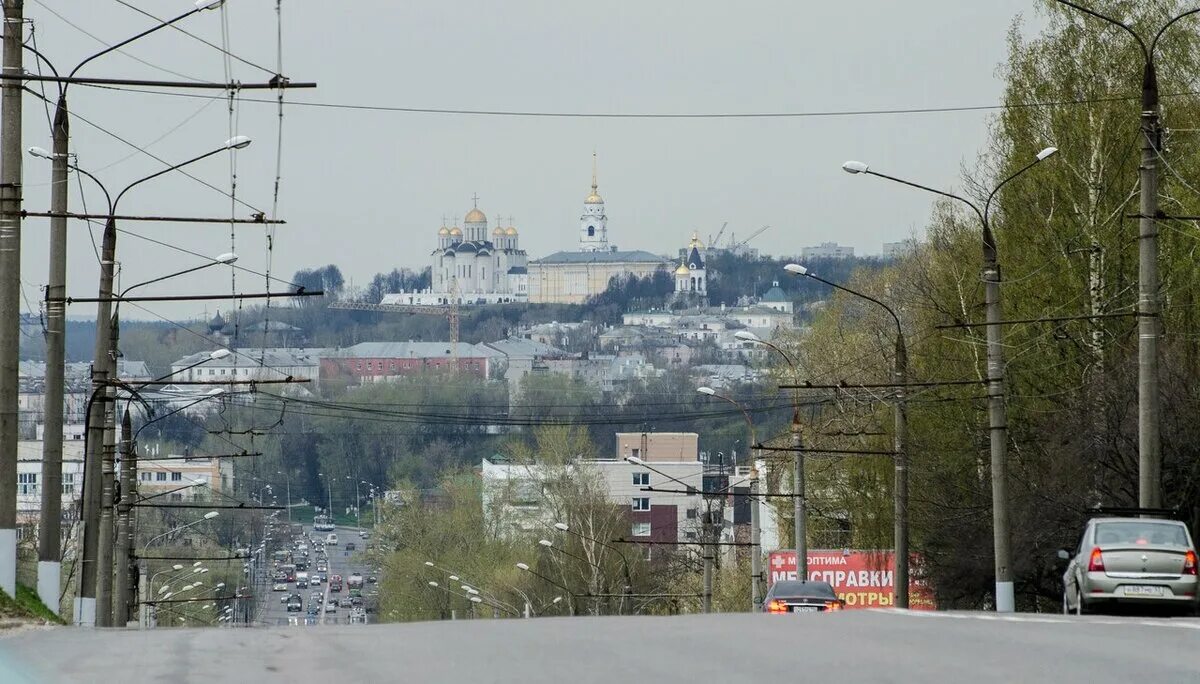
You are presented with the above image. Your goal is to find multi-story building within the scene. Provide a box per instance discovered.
[318,342,497,386]
[528,161,669,304]
[169,348,324,385]
[801,242,855,259]
[136,454,232,503]
[481,433,749,550]
[16,440,85,534]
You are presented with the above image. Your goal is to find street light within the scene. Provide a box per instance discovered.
[696,386,764,612]
[842,145,1056,613]
[785,262,910,609]
[550,523,631,616]
[25,0,228,624]
[1050,1,1200,514]
[65,136,252,628]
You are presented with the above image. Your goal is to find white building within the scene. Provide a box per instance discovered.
[16,440,85,531]
[169,348,324,386]
[579,153,609,252]
[801,242,855,259]
[673,233,707,298]
[136,454,232,502]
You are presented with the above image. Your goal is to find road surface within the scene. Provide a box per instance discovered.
[2,610,1197,683]
[255,525,377,627]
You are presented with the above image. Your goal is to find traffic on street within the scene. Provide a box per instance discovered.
[255,523,380,627]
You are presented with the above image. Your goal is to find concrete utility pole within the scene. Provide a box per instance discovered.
[0,0,22,599]
[792,418,806,583]
[95,319,120,626]
[1052,0,1200,515]
[113,408,134,626]
[37,92,68,616]
[783,265,909,608]
[749,452,762,612]
[842,146,1055,613]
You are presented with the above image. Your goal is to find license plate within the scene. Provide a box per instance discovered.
[1124,585,1164,596]
[791,606,819,613]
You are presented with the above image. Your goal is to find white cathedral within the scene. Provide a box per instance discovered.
[383,201,529,307]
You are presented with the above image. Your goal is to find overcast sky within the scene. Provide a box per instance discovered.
[17,0,1041,320]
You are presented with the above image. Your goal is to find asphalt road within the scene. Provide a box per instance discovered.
[256,525,377,627]
[2,610,1198,683]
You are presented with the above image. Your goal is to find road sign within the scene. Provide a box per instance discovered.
[768,549,935,610]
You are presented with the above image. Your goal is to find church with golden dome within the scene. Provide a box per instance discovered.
[427,199,529,304]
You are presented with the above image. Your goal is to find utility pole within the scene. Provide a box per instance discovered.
[1137,54,1162,511]
[0,0,23,600]
[36,91,68,615]
[893,336,909,609]
[94,317,120,626]
[792,416,807,583]
[749,451,762,612]
[114,408,134,626]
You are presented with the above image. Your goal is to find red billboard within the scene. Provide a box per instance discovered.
[768,549,935,610]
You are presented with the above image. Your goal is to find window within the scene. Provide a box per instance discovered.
[169,493,183,502]
[156,472,167,482]
[686,508,698,519]
[63,473,75,495]
[632,522,651,537]
[587,226,595,237]
[171,472,183,482]
[632,497,650,511]
[140,472,151,482]
[17,473,37,495]
[632,472,649,486]
[631,448,640,459]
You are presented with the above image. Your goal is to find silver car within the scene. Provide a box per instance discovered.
[1060,517,1198,615]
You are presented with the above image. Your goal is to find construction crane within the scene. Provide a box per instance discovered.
[707,222,728,251]
[727,225,769,255]
[327,277,461,364]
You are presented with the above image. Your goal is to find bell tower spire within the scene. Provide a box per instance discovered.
[580,151,609,252]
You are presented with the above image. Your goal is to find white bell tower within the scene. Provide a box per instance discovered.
[579,152,609,252]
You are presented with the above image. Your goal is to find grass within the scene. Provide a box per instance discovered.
[15,585,64,625]
[0,584,65,625]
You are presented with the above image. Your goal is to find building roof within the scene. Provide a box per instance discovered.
[484,337,566,360]
[324,342,494,359]
[465,208,487,223]
[244,320,303,333]
[761,284,789,303]
[507,266,528,275]
[686,246,704,269]
[171,348,325,370]
[532,250,667,265]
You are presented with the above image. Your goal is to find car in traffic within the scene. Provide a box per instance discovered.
[324,603,337,614]
[359,530,370,539]
[367,575,377,584]
[345,542,356,552]
[329,576,343,593]
[272,581,289,592]
[325,533,339,546]
[286,596,302,612]
[339,597,352,608]
[762,580,845,613]
[310,574,322,586]
[1060,514,1199,615]
[347,572,364,589]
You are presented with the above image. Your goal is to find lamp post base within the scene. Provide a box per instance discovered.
[37,560,61,617]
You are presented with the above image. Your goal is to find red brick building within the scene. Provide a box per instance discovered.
[319,342,496,385]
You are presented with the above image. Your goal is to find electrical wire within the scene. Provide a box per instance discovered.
[111,0,276,77]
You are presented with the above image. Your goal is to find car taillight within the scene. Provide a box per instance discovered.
[825,601,842,611]
[1087,547,1105,572]
[766,599,788,613]
[1185,550,1197,576]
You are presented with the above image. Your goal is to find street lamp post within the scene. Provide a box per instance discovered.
[24,0,226,619]
[842,146,1056,612]
[278,471,292,525]
[551,522,633,616]
[696,386,763,612]
[781,266,910,608]
[1050,1,1200,510]
[56,134,249,626]
[515,562,576,616]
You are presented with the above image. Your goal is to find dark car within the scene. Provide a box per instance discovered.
[346,542,357,551]
[286,596,302,612]
[763,580,845,613]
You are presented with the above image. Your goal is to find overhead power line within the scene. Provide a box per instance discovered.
[74,84,1200,119]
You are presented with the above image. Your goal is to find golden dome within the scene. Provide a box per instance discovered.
[674,262,690,276]
[492,227,504,236]
[438,227,450,236]
[449,226,462,236]
[505,226,518,236]
[585,190,604,204]
[465,208,486,223]
[689,231,704,249]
